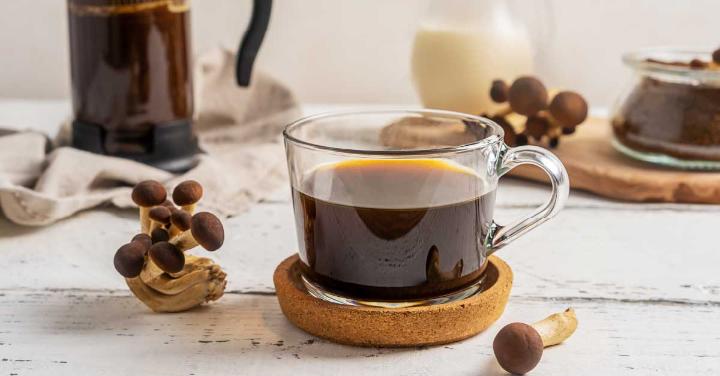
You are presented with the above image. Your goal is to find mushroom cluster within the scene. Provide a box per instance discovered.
[113,180,227,313]
[485,76,589,148]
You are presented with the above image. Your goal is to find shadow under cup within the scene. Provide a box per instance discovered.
[283,110,569,307]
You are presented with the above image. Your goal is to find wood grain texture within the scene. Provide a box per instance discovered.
[4,203,719,304]
[510,118,720,204]
[0,289,718,376]
[274,255,511,347]
[2,102,720,374]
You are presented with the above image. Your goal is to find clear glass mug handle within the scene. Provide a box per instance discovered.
[487,145,569,254]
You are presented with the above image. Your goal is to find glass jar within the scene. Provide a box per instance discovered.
[611,48,720,170]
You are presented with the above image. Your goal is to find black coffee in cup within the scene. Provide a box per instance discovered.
[292,159,495,301]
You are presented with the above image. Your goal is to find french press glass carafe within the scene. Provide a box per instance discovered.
[67,0,272,172]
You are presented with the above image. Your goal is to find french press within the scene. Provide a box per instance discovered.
[67,0,272,172]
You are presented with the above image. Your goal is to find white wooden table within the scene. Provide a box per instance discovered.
[1,100,718,375]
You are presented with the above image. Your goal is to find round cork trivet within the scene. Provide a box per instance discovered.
[273,254,513,347]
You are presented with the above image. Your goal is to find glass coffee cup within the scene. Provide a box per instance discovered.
[284,110,569,307]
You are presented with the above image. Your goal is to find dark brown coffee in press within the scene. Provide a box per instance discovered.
[292,159,495,301]
[68,0,192,154]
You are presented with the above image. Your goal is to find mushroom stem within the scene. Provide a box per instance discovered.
[139,207,151,234]
[530,307,578,347]
[170,231,199,251]
[493,105,513,118]
[181,203,197,215]
[149,219,163,233]
[169,212,224,252]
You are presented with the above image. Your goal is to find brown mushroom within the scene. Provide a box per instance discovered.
[131,233,152,250]
[169,208,192,238]
[148,241,185,273]
[690,58,708,69]
[114,241,149,278]
[494,323,543,375]
[549,91,588,128]
[490,79,509,103]
[151,227,170,244]
[170,212,224,252]
[148,206,171,232]
[525,116,550,140]
[172,180,203,214]
[493,308,578,375]
[487,115,517,146]
[508,76,548,116]
[132,180,167,234]
[713,48,720,65]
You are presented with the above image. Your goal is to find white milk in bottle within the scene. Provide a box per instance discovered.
[411,0,534,114]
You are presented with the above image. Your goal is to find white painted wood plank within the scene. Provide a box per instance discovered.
[2,203,719,305]
[0,290,717,376]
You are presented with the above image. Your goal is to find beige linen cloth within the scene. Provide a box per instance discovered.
[0,49,301,226]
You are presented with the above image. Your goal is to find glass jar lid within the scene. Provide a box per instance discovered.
[623,47,720,86]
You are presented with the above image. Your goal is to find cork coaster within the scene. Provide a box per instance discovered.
[273,254,513,347]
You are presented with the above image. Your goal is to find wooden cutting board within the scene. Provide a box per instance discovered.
[511,118,720,204]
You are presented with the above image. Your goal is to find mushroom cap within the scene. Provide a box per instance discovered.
[490,79,509,103]
[525,116,550,140]
[713,48,720,64]
[190,212,224,251]
[148,242,185,273]
[493,322,543,375]
[172,180,203,206]
[515,133,529,146]
[151,228,170,244]
[549,91,588,128]
[689,58,708,69]
[114,242,147,278]
[171,209,192,232]
[508,76,548,116]
[148,206,172,224]
[132,180,167,207]
[131,233,152,251]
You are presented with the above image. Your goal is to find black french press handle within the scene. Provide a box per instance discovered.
[236,0,273,87]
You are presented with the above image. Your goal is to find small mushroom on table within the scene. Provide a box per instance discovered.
[493,308,578,374]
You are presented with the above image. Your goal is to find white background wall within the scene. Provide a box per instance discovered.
[1,0,719,108]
